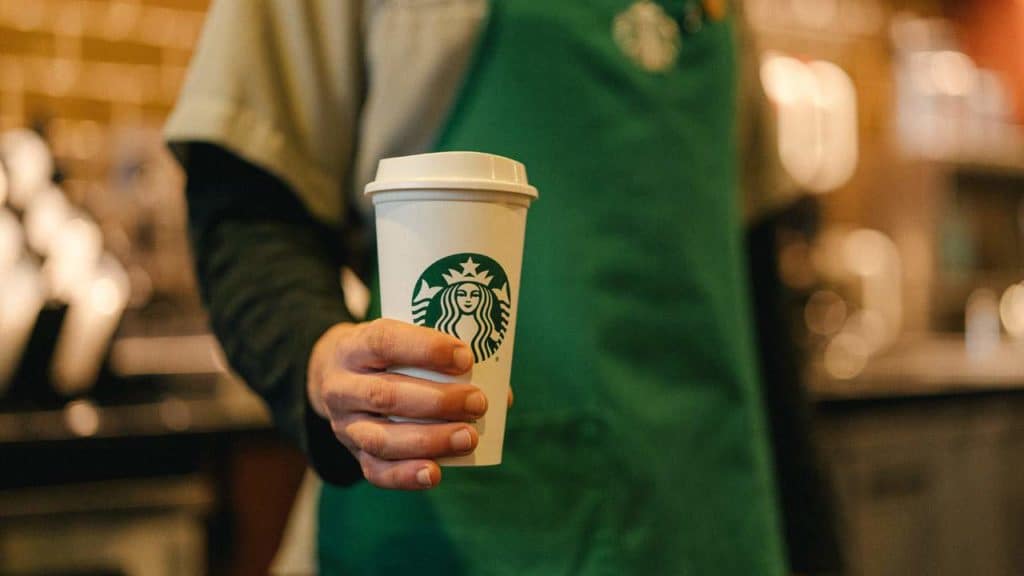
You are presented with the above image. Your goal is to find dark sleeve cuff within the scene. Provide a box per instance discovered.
[297,317,363,486]
[304,391,363,485]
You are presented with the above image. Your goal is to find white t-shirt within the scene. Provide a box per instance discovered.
[165,0,488,223]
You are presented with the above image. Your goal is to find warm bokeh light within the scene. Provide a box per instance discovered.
[63,399,101,438]
[760,53,859,193]
[0,130,53,209]
[966,288,1001,360]
[999,282,1024,339]
[824,331,870,380]
[930,50,977,97]
[842,309,889,355]
[158,397,191,432]
[43,216,103,301]
[90,276,123,316]
[842,228,891,277]
[51,255,129,396]
[844,229,903,343]
[807,61,858,192]
[0,163,7,206]
[805,290,848,336]
[0,207,22,274]
[807,227,903,375]
[23,186,71,255]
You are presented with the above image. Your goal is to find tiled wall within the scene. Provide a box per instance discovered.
[0,0,211,299]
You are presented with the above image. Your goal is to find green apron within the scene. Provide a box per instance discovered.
[320,1,786,573]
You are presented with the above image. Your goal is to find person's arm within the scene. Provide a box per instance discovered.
[184,143,487,490]
[184,142,361,485]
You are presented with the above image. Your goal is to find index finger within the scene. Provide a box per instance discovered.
[346,318,474,374]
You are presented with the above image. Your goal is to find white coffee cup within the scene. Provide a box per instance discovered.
[365,151,538,466]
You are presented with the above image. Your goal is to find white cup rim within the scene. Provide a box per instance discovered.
[365,178,537,197]
[368,187,534,207]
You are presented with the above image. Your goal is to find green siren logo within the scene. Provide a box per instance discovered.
[412,253,511,363]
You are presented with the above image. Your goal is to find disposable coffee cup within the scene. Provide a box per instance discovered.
[365,151,537,466]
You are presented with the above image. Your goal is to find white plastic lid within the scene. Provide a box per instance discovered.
[364,151,538,199]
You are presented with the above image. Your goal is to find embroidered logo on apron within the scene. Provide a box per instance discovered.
[412,254,511,363]
[612,0,681,73]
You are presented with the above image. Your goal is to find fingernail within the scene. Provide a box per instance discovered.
[464,391,487,416]
[450,428,474,452]
[416,467,433,487]
[453,346,474,371]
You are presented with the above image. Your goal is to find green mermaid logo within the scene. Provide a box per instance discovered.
[412,254,511,363]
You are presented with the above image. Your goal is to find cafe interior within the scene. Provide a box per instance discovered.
[0,0,1022,574]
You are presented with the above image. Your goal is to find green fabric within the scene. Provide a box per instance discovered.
[319,1,786,573]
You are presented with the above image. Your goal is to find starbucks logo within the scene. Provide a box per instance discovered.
[412,254,511,363]
[613,0,681,73]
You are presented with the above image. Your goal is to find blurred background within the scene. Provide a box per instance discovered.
[0,0,1022,574]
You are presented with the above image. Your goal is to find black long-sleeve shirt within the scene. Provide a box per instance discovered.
[182,143,361,485]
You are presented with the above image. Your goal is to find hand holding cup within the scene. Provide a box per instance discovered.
[307,319,488,490]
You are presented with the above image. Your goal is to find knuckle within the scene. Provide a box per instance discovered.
[331,335,355,364]
[334,382,364,412]
[321,381,346,412]
[363,320,396,359]
[324,378,363,415]
[365,378,398,412]
[325,324,360,367]
[356,426,388,457]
